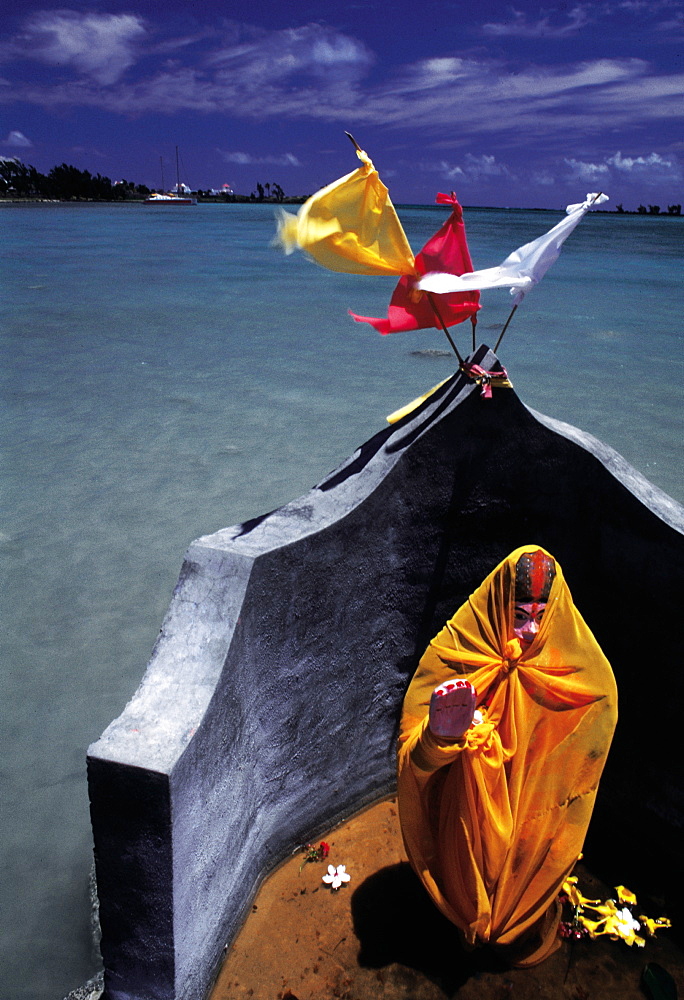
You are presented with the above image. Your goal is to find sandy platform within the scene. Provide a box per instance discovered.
[209,798,683,1000]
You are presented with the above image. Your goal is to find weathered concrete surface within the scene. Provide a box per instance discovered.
[64,972,104,1000]
[87,345,684,1000]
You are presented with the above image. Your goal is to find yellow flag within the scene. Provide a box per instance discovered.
[275,149,415,277]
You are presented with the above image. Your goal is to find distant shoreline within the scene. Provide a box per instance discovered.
[0,195,309,206]
[0,197,681,216]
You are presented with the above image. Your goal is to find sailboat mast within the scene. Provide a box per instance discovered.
[144,146,194,203]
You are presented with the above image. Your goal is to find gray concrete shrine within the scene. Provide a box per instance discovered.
[87,345,684,1000]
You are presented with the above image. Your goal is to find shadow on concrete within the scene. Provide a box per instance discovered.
[351,862,509,997]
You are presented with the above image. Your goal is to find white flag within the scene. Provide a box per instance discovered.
[418,193,609,305]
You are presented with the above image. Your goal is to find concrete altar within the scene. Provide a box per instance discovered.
[88,346,684,1000]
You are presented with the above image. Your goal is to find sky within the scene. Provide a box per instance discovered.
[1,0,682,208]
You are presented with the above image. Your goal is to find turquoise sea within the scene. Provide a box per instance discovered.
[1,201,682,999]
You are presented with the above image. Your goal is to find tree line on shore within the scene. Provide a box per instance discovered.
[1,156,680,212]
[0,157,304,203]
[0,158,151,200]
[615,202,681,215]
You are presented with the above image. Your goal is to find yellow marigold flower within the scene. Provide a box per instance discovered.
[562,876,601,909]
[561,877,582,907]
[638,915,672,936]
[577,915,605,937]
[616,885,638,905]
[562,874,669,950]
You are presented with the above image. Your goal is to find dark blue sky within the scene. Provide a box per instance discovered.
[1,0,682,207]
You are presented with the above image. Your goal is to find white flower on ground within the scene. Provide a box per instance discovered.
[606,907,644,946]
[322,864,351,890]
[615,908,641,934]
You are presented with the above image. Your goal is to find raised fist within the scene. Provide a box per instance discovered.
[429,679,476,740]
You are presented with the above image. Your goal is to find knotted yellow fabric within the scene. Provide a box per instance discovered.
[275,149,416,276]
[398,545,617,965]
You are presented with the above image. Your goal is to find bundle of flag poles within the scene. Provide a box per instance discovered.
[275,135,607,415]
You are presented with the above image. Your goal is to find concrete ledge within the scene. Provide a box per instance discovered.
[88,346,684,1000]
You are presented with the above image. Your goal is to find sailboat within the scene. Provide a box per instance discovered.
[145,147,197,205]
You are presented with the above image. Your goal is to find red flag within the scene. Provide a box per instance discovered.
[349,193,480,335]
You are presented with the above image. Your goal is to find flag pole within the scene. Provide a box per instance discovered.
[426,293,465,365]
[494,304,517,353]
[345,132,362,152]
[471,315,477,352]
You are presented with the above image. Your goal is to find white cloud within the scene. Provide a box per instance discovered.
[612,0,684,37]
[389,56,474,93]
[422,153,513,184]
[2,129,32,148]
[1,15,682,155]
[607,150,680,178]
[482,5,593,37]
[565,150,681,185]
[654,13,684,35]
[618,0,668,9]
[462,153,513,179]
[564,157,611,181]
[4,49,677,146]
[327,55,650,135]
[219,150,301,166]
[10,11,147,85]
[437,160,465,180]
[482,1,684,39]
[427,148,681,193]
[206,22,373,86]
[619,0,684,15]
[531,170,556,186]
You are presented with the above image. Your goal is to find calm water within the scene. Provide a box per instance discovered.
[1,201,682,999]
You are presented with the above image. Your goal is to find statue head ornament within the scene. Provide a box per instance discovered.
[513,550,556,646]
[514,549,556,604]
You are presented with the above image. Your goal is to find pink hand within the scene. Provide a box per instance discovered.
[429,679,476,739]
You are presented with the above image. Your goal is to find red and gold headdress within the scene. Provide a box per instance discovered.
[514,549,555,603]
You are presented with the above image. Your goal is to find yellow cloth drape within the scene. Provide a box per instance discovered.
[386,378,451,424]
[398,545,617,965]
[275,149,416,276]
